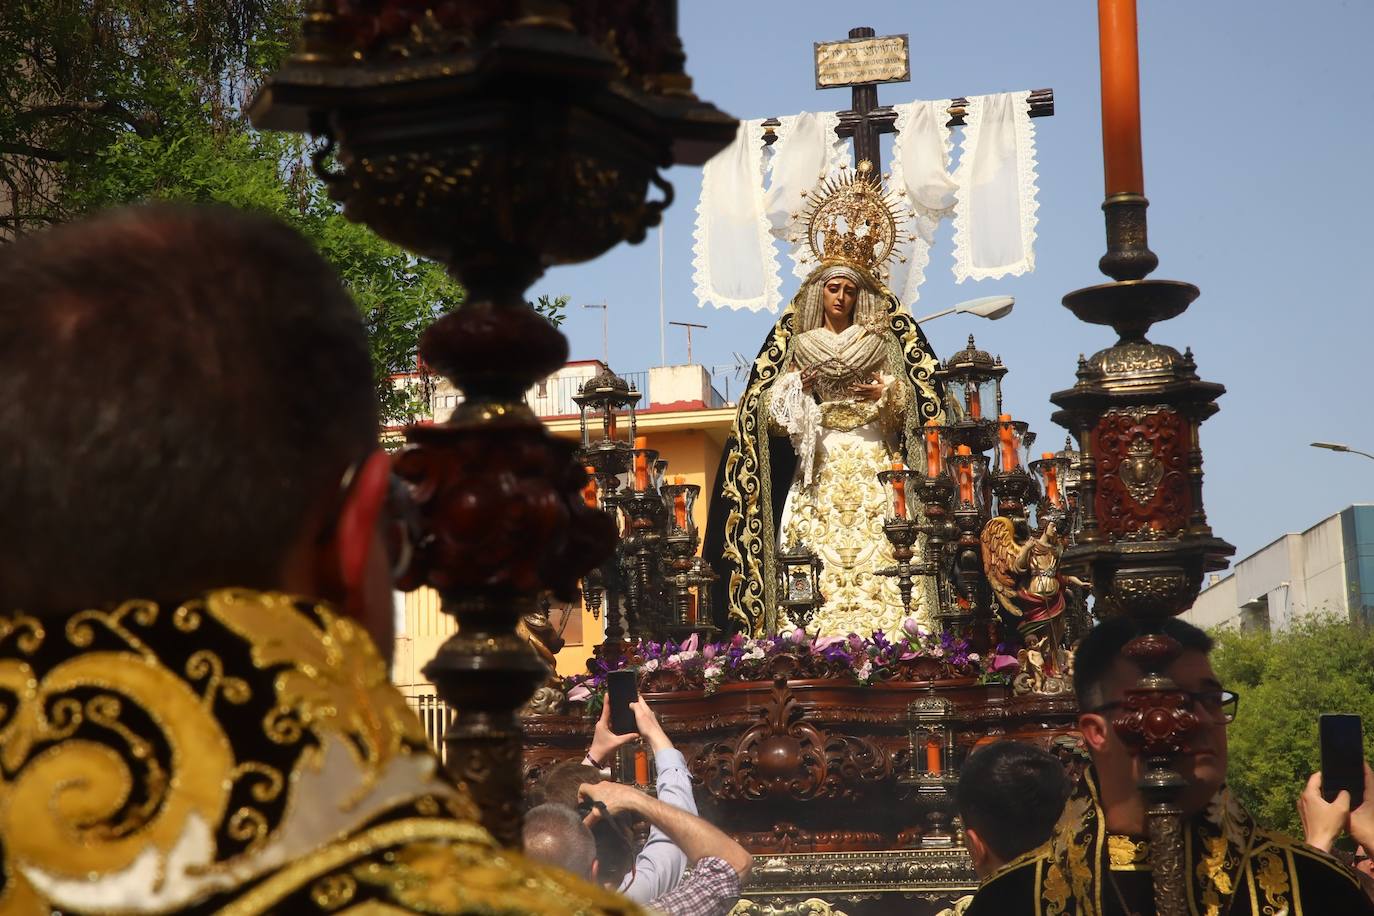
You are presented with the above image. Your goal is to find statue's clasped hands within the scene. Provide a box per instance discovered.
[851,374,888,402]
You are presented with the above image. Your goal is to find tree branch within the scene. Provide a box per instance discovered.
[0,142,67,163]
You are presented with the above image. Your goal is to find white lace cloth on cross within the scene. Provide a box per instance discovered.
[691,92,1039,312]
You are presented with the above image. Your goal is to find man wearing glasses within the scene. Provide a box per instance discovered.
[968,615,1372,914]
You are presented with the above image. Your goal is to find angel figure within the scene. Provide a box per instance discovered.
[980,516,1088,680]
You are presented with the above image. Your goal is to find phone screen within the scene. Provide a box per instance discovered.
[606,669,639,736]
[1320,713,1365,808]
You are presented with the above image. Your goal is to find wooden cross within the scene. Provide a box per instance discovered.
[833,27,900,172]
[763,26,1054,175]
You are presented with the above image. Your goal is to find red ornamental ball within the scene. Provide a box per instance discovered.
[374,0,431,38]
[1143,708,1174,740]
[432,0,464,28]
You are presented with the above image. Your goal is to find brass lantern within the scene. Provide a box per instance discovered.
[777,545,824,632]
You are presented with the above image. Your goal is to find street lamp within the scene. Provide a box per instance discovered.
[916,296,1015,325]
[583,302,609,367]
[1311,442,1374,462]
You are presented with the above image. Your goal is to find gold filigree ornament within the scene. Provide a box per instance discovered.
[205,590,432,805]
[791,160,911,279]
[0,651,235,910]
[1107,834,1151,871]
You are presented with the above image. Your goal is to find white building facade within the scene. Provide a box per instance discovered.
[1184,504,1374,632]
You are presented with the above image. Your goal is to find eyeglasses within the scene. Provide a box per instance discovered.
[1091,689,1240,725]
[322,455,418,581]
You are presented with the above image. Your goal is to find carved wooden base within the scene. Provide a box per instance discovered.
[526,677,1083,912]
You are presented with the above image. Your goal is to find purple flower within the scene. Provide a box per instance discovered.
[820,641,851,663]
[901,617,921,638]
[567,684,591,702]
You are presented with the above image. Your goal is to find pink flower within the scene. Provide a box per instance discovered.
[789,627,808,646]
[992,653,1019,673]
[703,644,717,661]
[812,636,846,653]
[730,633,744,649]
[567,684,591,702]
[901,617,921,638]
[683,633,700,653]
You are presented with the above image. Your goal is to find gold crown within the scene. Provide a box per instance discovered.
[793,160,909,278]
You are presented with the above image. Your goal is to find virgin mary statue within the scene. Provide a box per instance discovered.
[703,163,944,638]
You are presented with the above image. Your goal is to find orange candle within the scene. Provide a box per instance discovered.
[924,420,942,477]
[925,738,942,774]
[1042,452,1062,507]
[967,384,982,420]
[673,475,688,528]
[1098,0,1145,196]
[582,466,598,508]
[998,415,1019,471]
[890,461,907,518]
[633,435,648,490]
[608,411,618,439]
[634,748,650,785]
[955,445,974,505]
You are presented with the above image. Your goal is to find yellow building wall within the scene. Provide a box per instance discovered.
[392,405,735,686]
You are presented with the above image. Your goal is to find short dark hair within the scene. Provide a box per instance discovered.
[523,803,597,879]
[1073,615,1214,709]
[528,760,634,887]
[956,741,1070,863]
[0,204,378,611]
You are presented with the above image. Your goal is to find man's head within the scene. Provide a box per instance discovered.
[0,204,394,645]
[523,803,598,881]
[1074,615,1228,821]
[956,741,1070,876]
[527,760,634,887]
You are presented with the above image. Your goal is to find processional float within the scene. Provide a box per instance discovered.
[254,4,1230,915]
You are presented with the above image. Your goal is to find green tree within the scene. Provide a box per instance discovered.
[0,0,466,423]
[1211,615,1374,837]
[530,294,569,327]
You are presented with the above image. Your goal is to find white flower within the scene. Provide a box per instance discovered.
[643,659,660,672]
[703,665,723,680]
[857,661,873,682]
[744,646,766,661]
[968,653,981,662]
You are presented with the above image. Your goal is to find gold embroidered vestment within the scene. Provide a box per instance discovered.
[0,590,637,915]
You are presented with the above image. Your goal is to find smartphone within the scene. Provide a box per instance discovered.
[1320,714,1365,808]
[606,669,639,736]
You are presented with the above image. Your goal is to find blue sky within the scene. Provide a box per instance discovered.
[539,0,1374,567]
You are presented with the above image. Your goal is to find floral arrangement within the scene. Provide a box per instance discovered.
[565,618,1020,707]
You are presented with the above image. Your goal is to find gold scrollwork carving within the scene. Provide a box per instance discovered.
[731,897,852,916]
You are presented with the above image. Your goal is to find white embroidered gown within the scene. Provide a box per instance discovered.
[768,324,931,637]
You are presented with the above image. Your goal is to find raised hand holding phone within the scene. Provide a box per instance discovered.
[1321,714,1365,808]
[606,668,639,737]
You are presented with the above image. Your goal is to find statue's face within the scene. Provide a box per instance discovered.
[822,277,858,325]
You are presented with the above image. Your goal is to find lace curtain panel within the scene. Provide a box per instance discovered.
[950,90,1040,282]
[691,118,779,313]
[692,92,1040,311]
